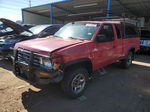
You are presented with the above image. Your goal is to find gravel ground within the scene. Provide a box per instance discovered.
[0,54,150,112]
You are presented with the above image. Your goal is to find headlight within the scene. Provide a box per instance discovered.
[39,57,61,69]
[40,57,53,68]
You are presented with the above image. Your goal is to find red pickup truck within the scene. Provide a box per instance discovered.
[13,21,140,98]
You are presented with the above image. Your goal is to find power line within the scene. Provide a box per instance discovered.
[0,4,27,9]
[0,9,21,16]
[27,0,58,5]
[0,0,47,9]
[0,1,30,9]
[0,5,21,11]
[6,0,29,4]
[24,0,47,6]
[0,1,29,9]
[2,0,29,5]
[0,3,28,8]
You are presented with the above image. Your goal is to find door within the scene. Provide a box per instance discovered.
[93,24,115,69]
[113,24,124,60]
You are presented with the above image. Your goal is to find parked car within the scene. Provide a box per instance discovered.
[0,22,17,37]
[140,29,150,53]
[13,21,140,98]
[0,18,63,59]
[21,24,35,30]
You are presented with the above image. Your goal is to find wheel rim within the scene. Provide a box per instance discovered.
[71,73,86,94]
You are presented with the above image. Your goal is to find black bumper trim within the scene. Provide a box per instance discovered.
[14,61,63,84]
[13,49,64,84]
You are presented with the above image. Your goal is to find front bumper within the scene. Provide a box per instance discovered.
[14,61,63,84]
[13,49,63,84]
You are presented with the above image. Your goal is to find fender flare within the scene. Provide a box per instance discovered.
[62,58,93,73]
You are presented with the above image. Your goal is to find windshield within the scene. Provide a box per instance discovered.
[20,25,50,36]
[29,25,50,34]
[0,22,14,33]
[54,22,99,40]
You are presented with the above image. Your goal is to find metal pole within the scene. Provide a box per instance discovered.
[22,10,24,24]
[106,0,111,17]
[29,0,31,7]
[50,5,53,24]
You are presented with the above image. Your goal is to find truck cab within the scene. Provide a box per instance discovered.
[13,21,140,98]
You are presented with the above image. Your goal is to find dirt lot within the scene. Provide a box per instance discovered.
[0,54,150,112]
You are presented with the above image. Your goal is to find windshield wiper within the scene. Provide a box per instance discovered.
[54,35,84,40]
[54,35,62,38]
[68,37,83,40]
[68,37,78,40]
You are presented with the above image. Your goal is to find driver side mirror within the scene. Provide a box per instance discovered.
[96,34,106,42]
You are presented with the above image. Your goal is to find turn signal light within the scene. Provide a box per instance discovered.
[39,72,49,77]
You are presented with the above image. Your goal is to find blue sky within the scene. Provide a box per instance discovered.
[0,0,65,22]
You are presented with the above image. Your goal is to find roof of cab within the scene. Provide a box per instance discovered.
[78,21,122,24]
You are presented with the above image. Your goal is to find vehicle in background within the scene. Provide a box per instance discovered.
[0,18,63,59]
[140,29,150,54]
[28,24,63,38]
[21,24,35,30]
[13,21,140,98]
[0,22,18,37]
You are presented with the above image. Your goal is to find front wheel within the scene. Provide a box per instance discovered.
[61,68,89,98]
[121,51,133,69]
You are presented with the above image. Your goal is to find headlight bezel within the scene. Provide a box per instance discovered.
[34,53,62,70]
[39,57,61,70]
[39,57,53,69]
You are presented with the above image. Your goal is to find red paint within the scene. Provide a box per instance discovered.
[15,21,140,71]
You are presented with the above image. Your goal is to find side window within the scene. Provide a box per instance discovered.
[97,24,114,42]
[125,25,138,38]
[115,24,121,39]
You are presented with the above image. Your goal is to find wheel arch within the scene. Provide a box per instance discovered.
[63,58,93,76]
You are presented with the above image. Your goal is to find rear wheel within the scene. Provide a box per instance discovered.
[121,51,133,69]
[61,68,89,98]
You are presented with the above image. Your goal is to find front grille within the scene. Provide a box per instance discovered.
[33,55,41,66]
[17,48,41,66]
[17,49,31,63]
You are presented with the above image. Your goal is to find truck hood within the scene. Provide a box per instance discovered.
[0,18,32,33]
[15,36,83,54]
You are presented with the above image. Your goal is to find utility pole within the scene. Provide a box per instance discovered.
[106,0,111,17]
[50,5,53,24]
[29,0,31,7]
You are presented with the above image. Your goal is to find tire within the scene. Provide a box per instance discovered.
[61,68,89,98]
[121,51,133,69]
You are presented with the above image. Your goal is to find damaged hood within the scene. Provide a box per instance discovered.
[0,18,32,33]
[15,36,83,54]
